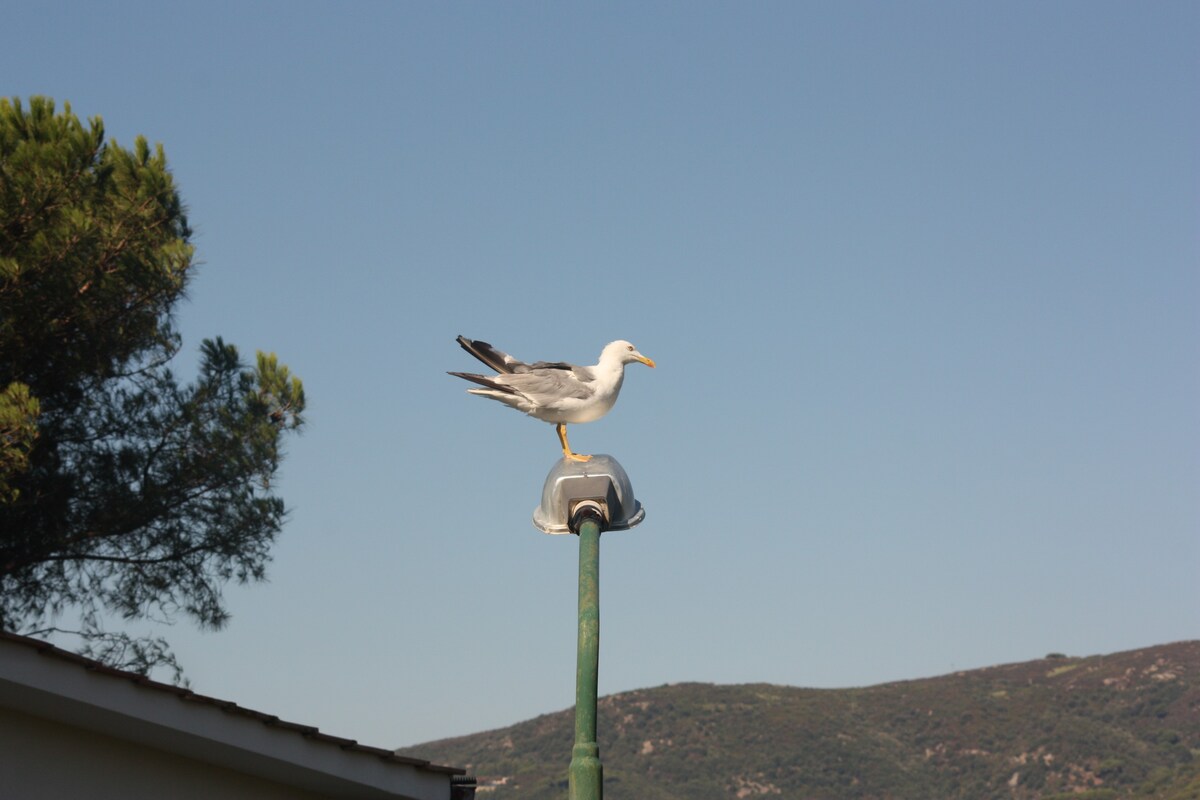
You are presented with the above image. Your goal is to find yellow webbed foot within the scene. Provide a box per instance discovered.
[556,423,591,462]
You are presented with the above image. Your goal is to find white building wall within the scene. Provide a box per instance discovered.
[0,706,332,800]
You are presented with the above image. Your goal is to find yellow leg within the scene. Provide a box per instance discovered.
[557,424,591,462]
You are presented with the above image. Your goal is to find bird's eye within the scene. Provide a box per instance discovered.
[627,345,634,351]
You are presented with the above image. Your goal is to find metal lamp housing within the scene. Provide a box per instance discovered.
[532,454,645,534]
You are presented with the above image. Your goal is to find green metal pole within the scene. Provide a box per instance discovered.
[569,515,603,800]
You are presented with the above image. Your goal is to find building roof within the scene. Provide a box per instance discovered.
[0,630,465,800]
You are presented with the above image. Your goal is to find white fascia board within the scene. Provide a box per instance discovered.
[0,640,449,800]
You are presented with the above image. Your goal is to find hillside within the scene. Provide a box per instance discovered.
[399,641,1200,799]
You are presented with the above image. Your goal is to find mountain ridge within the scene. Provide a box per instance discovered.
[399,640,1200,799]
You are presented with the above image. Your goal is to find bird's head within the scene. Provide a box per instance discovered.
[604,340,656,368]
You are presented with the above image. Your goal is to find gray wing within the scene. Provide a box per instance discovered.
[502,367,595,404]
[456,336,578,376]
[527,360,574,372]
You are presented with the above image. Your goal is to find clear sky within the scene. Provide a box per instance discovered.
[5,2,1197,750]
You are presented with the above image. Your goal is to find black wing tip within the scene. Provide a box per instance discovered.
[448,370,518,394]
[455,336,514,374]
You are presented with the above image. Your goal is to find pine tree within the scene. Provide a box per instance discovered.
[0,97,306,678]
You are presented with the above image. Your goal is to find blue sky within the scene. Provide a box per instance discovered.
[6,2,1197,749]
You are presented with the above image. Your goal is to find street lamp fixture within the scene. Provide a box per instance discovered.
[532,455,645,800]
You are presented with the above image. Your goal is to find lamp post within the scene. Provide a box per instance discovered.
[569,510,603,800]
[533,455,645,800]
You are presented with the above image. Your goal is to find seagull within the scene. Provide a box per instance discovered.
[449,336,656,461]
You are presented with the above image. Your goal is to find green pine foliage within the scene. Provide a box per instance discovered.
[0,97,305,679]
[0,380,38,502]
[401,642,1200,800]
